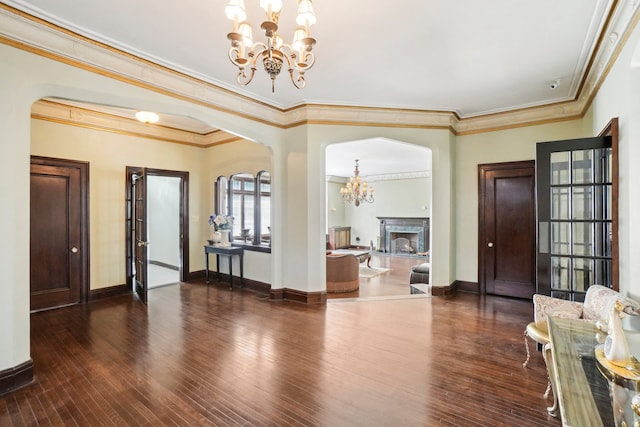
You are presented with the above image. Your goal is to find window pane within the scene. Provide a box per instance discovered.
[572,222,593,256]
[593,184,612,220]
[594,259,611,287]
[594,147,612,184]
[551,222,570,255]
[573,258,593,293]
[572,186,593,220]
[243,195,254,236]
[594,222,612,257]
[551,257,570,290]
[551,187,570,219]
[572,149,593,184]
[551,151,570,185]
[216,176,228,216]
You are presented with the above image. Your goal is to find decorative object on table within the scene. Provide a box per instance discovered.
[604,300,632,367]
[241,228,251,242]
[209,214,233,246]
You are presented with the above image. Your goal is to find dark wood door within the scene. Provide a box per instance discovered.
[30,159,88,310]
[132,168,149,304]
[479,161,536,298]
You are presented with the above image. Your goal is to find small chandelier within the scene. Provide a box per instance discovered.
[340,160,374,207]
[225,0,317,93]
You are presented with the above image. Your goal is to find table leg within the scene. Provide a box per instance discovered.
[366,254,371,268]
[228,255,233,290]
[205,252,210,284]
[216,254,220,282]
[239,253,244,287]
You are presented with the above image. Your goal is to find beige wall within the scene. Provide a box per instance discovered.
[454,119,592,283]
[589,19,640,299]
[31,120,274,289]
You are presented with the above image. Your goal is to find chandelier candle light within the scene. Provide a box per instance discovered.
[340,160,374,207]
[225,0,317,92]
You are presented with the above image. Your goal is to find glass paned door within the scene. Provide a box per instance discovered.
[537,137,613,301]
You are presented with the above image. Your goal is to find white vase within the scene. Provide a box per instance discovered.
[605,300,632,367]
[211,230,222,243]
[220,230,231,246]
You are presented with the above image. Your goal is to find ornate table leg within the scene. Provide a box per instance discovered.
[543,342,558,417]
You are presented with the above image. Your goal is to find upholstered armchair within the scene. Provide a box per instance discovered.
[326,253,359,293]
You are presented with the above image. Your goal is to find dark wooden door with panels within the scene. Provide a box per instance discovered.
[30,156,89,311]
[478,160,536,299]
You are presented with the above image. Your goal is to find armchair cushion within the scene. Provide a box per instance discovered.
[532,294,583,334]
[531,285,640,335]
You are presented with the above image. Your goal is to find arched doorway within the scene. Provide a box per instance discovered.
[325,138,432,299]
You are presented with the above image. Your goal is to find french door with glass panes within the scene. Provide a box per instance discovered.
[536,136,614,301]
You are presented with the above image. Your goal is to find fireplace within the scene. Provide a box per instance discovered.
[378,217,430,254]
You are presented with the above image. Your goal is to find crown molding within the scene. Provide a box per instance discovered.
[327,171,430,183]
[2,2,639,136]
[31,99,242,147]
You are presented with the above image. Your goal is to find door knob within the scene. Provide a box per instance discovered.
[487,242,494,248]
[137,241,150,247]
[71,247,79,253]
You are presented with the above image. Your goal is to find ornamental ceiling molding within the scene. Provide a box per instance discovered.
[31,99,242,148]
[327,171,430,183]
[2,3,639,136]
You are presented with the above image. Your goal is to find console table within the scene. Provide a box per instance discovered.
[548,316,638,426]
[204,245,244,290]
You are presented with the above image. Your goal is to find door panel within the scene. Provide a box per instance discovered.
[479,161,536,298]
[30,162,83,310]
[536,136,613,301]
[132,168,149,304]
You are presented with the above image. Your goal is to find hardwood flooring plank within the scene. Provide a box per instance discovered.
[1,256,562,426]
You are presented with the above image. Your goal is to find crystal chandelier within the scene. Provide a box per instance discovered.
[340,160,374,207]
[225,0,317,93]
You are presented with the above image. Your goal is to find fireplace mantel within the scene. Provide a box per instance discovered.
[377,217,430,254]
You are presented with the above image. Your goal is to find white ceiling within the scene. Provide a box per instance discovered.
[5,0,615,175]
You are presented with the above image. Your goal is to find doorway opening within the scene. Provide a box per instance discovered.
[325,138,432,299]
[147,175,182,289]
[125,167,189,303]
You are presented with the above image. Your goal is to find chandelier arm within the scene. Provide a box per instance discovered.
[279,51,307,89]
[236,67,257,86]
[297,51,315,70]
[228,46,245,68]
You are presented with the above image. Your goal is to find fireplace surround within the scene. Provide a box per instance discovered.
[378,217,430,254]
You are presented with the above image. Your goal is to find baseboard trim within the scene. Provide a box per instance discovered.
[191,271,326,304]
[89,284,131,301]
[149,260,179,271]
[276,288,327,304]
[241,278,271,296]
[432,282,457,297]
[0,359,34,396]
[455,280,479,294]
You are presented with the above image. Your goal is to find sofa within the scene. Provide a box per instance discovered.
[523,285,640,416]
[326,252,359,293]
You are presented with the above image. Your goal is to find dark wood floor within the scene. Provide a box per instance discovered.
[1,264,561,426]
